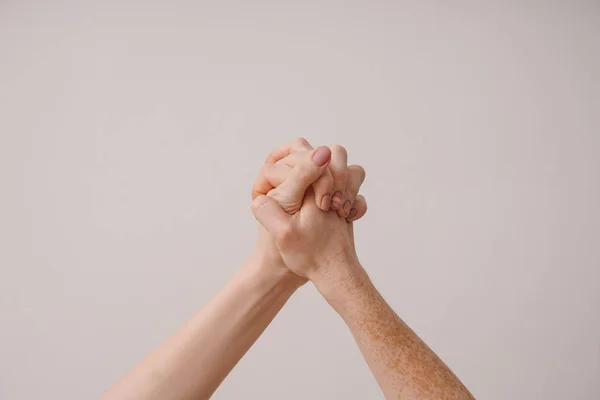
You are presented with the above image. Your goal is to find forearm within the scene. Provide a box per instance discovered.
[99,251,302,400]
[313,260,474,400]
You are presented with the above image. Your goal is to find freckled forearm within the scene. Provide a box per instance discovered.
[313,261,474,400]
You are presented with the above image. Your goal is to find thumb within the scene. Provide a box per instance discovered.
[275,146,331,206]
[251,195,291,235]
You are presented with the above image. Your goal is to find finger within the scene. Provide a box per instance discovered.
[346,194,367,222]
[273,146,331,207]
[253,138,311,200]
[251,195,291,236]
[311,168,334,211]
[267,147,334,210]
[275,150,311,167]
[251,163,292,200]
[265,137,313,164]
[343,165,366,216]
[328,144,348,212]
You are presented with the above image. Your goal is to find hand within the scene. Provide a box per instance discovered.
[251,145,367,281]
[252,137,334,214]
[252,138,366,220]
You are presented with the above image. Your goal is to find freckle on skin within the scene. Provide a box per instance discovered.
[334,271,474,400]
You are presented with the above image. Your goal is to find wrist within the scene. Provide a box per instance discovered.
[310,255,369,300]
[244,248,307,290]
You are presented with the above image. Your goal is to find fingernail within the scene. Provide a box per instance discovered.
[348,208,358,220]
[343,201,352,216]
[331,191,343,210]
[312,146,331,166]
[321,194,331,211]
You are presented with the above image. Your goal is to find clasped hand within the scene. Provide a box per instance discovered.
[250,138,367,283]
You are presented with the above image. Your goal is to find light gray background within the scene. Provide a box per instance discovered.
[1,1,599,399]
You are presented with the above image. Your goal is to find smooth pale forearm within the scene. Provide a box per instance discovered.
[312,260,474,400]
[99,251,303,400]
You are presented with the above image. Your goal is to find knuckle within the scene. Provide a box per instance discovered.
[349,165,366,184]
[258,162,270,175]
[355,165,366,179]
[251,197,268,214]
[329,144,347,157]
[357,196,367,212]
[276,224,296,243]
[262,163,277,179]
[265,150,279,163]
[293,137,311,148]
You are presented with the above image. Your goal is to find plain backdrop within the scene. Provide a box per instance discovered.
[1,1,599,399]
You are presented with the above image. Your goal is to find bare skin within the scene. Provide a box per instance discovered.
[98,140,366,400]
[253,144,474,400]
[313,261,474,400]
[98,255,303,400]
[100,138,472,399]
